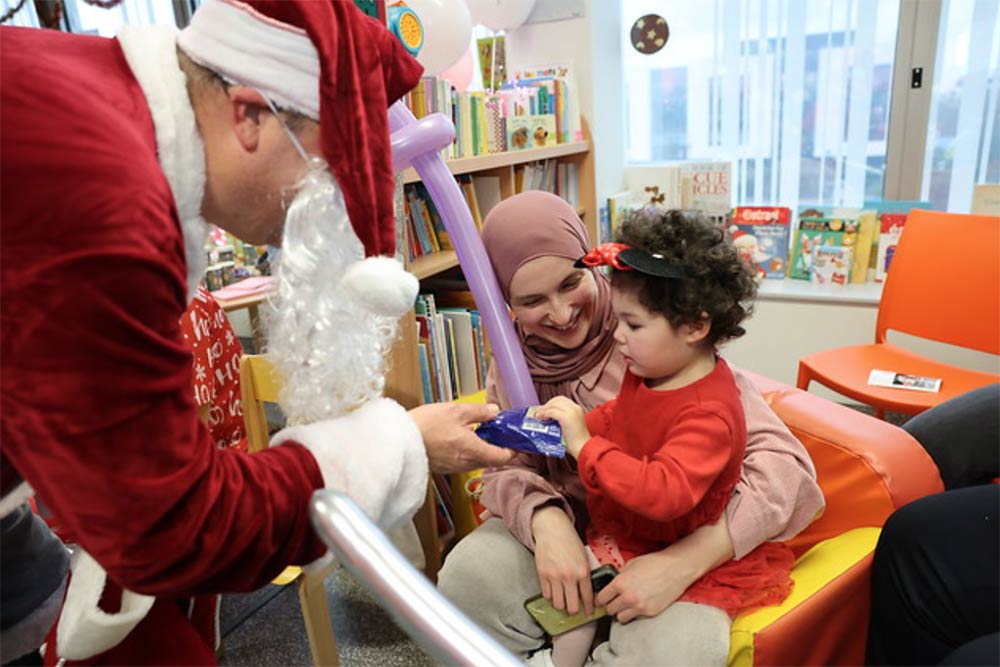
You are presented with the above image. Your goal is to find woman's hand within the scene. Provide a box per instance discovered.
[531,505,596,617]
[596,517,735,623]
[409,401,514,473]
[535,396,590,458]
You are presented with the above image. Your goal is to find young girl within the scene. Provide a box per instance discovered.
[535,208,795,667]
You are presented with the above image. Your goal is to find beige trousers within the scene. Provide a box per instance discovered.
[438,518,732,666]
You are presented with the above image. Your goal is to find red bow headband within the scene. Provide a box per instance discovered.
[575,243,690,279]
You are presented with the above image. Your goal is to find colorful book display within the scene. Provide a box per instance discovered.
[730,207,791,279]
[789,208,860,280]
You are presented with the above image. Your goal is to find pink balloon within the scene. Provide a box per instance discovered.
[439,46,475,92]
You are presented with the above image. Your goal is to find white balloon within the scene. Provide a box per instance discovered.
[466,0,536,31]
[407,0,473,76]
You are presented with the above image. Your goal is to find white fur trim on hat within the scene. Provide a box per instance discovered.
[271,398,428,531]
[340,257,419,320]
[177,0,320,119]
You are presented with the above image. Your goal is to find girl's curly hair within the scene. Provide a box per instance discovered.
[612,207,757,347]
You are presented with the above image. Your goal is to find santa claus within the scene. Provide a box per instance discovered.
[0,1,512,663]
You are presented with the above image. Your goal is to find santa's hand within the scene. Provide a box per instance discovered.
[271,398,427,531]
[408,402,513,473]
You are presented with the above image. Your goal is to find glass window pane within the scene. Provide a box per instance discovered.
[921,0,1000,212]
[2,0,42,28]
[621,0,901,211]
[64,0,178,36]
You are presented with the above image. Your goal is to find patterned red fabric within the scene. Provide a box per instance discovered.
[179,285,247,452]
[578,359,794,617]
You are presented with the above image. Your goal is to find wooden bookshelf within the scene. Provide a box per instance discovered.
[400,140,590,184]
[409,249,459,280]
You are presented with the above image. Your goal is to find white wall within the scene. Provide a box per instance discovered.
[506,0,626,203]
[726,296,999,401]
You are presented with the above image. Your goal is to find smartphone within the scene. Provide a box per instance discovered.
[524,565,618,636]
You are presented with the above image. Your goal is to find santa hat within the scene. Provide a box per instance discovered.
[178,0,422,264]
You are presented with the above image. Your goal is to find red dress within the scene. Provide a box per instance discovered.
[579,359,794,617]
[1,28,324,664]
[180,285,247,452]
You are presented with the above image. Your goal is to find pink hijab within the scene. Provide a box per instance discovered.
[481,191,623,406]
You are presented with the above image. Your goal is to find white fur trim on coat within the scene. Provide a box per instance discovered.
[118,26,209,303]
[271,398,428,532]
[55,550,156,662]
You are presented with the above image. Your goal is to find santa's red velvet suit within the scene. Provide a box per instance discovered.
[0,4,425,663]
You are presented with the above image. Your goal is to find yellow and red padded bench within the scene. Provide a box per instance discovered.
[729,371,944,666]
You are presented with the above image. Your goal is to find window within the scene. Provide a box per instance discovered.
[921,0,1000,212]
[62,0,182,35]
[622,0,903,212]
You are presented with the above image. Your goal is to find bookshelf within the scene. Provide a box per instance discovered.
[383,120,596,575]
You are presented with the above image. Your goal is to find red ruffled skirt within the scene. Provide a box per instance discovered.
[589,532,795,618]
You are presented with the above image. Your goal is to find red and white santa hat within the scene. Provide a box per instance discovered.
[178,0,423,311]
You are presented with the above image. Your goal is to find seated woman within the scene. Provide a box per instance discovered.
[437,191,825,665]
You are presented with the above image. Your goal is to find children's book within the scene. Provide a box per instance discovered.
[847,210,877,283]
[789,207,861,280]
[810,245,853,286]
[440,309,479,399]
[624,165,683,208]
[730,207,792,279]
[874,213,907,282]
[681,162,732,214]
[506,115,533,151]
[417,342,434,404]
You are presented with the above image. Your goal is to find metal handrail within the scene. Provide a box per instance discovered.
[309,490,521,667]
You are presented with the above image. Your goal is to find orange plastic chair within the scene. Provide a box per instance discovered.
[797,210,1000,417]
[728,371,943,666]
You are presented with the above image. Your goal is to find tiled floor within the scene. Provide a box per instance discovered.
[219,568,435,667]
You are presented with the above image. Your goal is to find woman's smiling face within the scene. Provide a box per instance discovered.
[508,256,599,350]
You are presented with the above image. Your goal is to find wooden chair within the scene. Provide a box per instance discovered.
[797,210,1000,417]
[240,355,443,666]
[240,354,340,667]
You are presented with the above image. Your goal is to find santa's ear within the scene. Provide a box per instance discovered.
[226,86,269,153]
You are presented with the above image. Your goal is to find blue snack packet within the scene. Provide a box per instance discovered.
[475,407,566,458]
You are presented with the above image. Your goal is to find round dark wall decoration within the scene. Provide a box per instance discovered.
[630,14,669,55]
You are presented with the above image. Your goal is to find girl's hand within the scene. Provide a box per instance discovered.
[596,517,735,623]
[531,506,596,617]
[535,396,590,458]
[594,550,692,623]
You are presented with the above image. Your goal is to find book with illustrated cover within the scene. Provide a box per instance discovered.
[506,115,533,151]
[789,207,861,280]
[731,207,792,279]
[875,213,907,282]
[681,162,732,214]
[810,245,853,286]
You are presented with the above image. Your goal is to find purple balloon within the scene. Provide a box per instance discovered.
[389,102,538,408]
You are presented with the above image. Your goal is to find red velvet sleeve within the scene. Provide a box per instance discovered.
[577,410,736,522]
[1,221,325,597]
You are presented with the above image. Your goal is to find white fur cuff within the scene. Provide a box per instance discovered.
[272,398,428,531]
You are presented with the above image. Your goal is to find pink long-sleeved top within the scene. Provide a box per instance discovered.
[481,358,825,559]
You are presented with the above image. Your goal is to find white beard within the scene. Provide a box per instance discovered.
[265,160,400,424]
